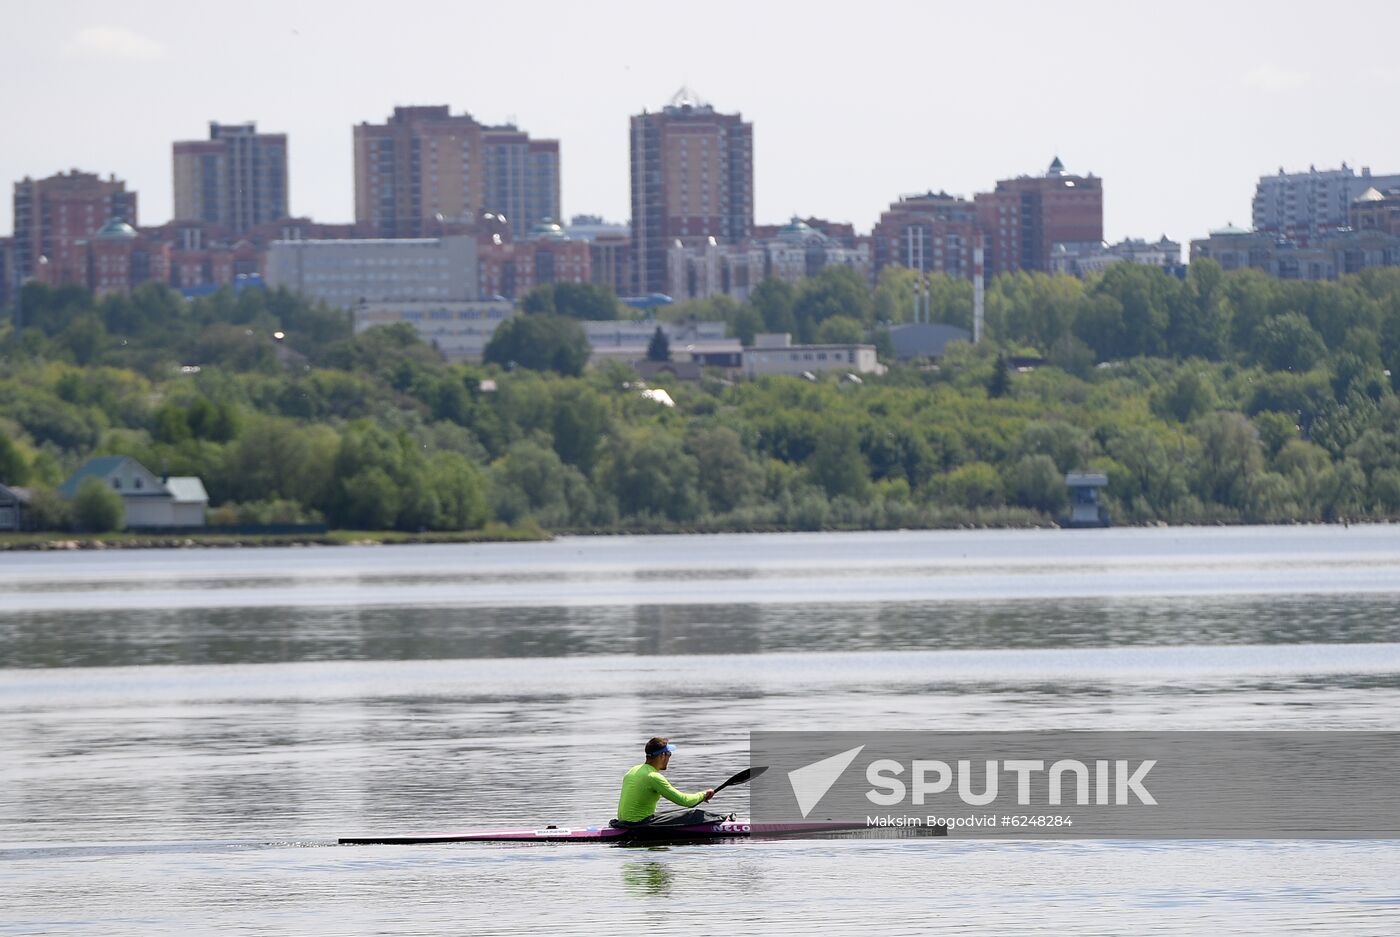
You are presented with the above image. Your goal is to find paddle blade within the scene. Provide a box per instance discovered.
[713,765,769,796]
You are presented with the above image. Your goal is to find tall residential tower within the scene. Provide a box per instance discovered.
[172,122,289,234]
[353,106,560,239]
[630,88,753,295]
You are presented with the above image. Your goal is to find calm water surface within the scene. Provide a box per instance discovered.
[3,527,1400,935]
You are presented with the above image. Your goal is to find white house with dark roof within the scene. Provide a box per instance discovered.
[58,456,208,528]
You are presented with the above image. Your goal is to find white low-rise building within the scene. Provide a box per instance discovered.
[744,333,884,378]
[584,320,737,365]
[1050,237,1184,278]
[265,235,478,307]
[354,301,514,361]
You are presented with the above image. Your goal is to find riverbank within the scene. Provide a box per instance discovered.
[0,522,550,551]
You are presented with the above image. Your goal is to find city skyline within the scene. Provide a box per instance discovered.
[4,0,1399,244]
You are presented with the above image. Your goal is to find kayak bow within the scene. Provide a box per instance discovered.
[338,818,871,845]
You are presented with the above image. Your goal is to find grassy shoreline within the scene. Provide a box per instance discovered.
[0,523,550,551]
[3,516,1385,551]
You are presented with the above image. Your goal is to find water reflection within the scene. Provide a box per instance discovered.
[4,595,1400,669]
[621,859,675,896]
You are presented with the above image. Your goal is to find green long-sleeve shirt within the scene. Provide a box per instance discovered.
[616,763,706,822]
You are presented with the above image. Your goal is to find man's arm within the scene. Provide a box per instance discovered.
[649,772,713,808]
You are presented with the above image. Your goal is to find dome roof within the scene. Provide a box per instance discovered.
[1209,222,1250,236]
[95,217,138,240]
[777,216,829,244]
[669,85,707,109]
[528,221,568,241]
[1356,186,1386,203]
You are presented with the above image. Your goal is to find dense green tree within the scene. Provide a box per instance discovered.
[1252,313,1327,372]
[805,420,869,500]
[21,487,71,530]
[942,462,1004,509]
[483,314,589,376]
[341,467,400,529]
[731,306,763,347]
[986,353,1012,398]
[990,272,1083,353]
[1105,426,1186,517]
[1016,420,1096,474]
[815,316,865,345]
[750,278,798,335]
[1151,369,1219,423]
[1008,454,1067,514]
[597,428,700,522]
[71,476,124,532]
[647,326,671,362]
[489,440,599,528]
[1192,411,1265,510]
[154,403,192,444]
[425,451,488,529]
[685,425,762,514]
[217,416,337,509]
[1252,411,1300,457]
[521,282,621,320]
[551,384,609,473]
[0,431,30,485]
[1172,258,1230,360]
[794,267,872,340]
[553,282,621,320]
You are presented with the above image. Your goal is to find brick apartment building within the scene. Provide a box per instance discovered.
[872,158,1103,281]
[353,106,560,239]
[871,191,981,280]
[477,221,591,300]
[12,169,137,287]
[973,157,1103,276]
[630,88,753,295]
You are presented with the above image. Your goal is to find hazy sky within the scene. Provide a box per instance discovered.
[4,0,1398,245]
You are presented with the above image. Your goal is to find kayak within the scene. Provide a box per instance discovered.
[339,818,877,845]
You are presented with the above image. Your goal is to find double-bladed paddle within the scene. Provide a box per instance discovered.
[712,765,768,797]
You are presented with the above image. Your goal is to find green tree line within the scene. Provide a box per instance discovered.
[3,265,1400,533]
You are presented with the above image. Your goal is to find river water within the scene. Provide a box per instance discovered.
[2,526,1399,934]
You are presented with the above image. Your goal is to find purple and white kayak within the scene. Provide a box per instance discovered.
[339,818,871,845]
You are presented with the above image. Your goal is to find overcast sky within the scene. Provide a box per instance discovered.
[4,0,1398,245]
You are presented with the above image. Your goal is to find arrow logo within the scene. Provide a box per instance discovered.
[787,745,865,818]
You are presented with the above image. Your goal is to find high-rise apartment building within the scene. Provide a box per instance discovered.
[172,122,289,234]
[1253,164,1400,241]
[482,127,561,240]
[974,158,1103,276]
[353,106,560,239]
[12,169,137,284]
[630,88,754,294]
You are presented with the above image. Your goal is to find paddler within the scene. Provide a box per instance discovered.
[611,737,716,828]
